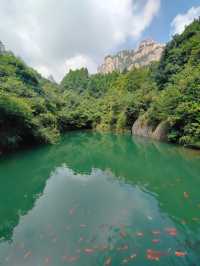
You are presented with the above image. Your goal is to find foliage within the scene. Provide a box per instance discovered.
[96,67,157,131]
[0,52,61,151]
[147,18,200,147]
[60,68,89,93]
[0,18,200,152]
[155,18,200,89]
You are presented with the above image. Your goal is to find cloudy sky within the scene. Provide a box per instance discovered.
[0,0,200,82]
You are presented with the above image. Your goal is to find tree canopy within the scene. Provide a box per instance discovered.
[0,18,200,152]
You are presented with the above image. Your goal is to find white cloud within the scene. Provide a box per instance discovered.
[0,0,160,81]
[65,55,97,74]
[171,6,200,35]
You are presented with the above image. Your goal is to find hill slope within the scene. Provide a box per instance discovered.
[0,18,200,153]
[0,48,62,152]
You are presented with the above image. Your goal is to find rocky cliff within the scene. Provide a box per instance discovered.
[0,41,5,54]
[98,39,165,74]
[132,116,170,142]
[47,75,56,83]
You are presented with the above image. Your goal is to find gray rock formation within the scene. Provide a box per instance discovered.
[0,41,5,54]
[132,117,155,138]
[47,75,56,83]
[98,39,165,74]
[153,121,170,141]
[132,116,170,142]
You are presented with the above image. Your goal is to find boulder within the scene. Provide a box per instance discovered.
[132,117,155,138]
[132,117,169,142]
[152,121,170,141]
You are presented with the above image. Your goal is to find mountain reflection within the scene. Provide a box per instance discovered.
[0,131,200,245]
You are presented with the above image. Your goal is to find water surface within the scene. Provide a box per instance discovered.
[0,132,200,266]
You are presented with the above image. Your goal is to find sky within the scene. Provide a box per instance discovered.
[0,0,200,82]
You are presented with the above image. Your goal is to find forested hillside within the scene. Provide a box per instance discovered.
[0,18,199,153]
[0,52,61,151]
[147,18,200,146]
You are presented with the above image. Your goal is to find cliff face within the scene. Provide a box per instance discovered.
[132,116,170,142]
[0,41,5,54]
[47,75,56,83]
[98,40,165,74]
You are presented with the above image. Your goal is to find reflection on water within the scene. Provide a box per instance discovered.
[0,131,200,265]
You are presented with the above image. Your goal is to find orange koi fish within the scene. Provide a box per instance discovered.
[165,228,177,236]
[84,248,95,254]
[152,239,160,244]
[175,251,187,257]
[147,249,164,261]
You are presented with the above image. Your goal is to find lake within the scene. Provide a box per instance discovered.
[0,131,200,266]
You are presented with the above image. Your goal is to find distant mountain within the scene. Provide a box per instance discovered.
[0,41,6,54]
[98,39,165,74]
[47,74,56,83]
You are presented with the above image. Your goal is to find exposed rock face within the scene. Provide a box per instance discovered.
[0,41,5,54]
[132,116,170,142]
[153,121,170,141]
[132,118,155,138]
[98,39,165,74]
[47,75,56,83]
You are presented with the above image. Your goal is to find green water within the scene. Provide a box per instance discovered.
[0,132,200,266]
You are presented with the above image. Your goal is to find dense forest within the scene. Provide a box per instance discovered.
[0,18,199,153]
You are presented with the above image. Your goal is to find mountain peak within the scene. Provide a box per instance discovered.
[98,39,165,74]
[0,41,6,54]
[139,39,155,47]
[47,74,56,83]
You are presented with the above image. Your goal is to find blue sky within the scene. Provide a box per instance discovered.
[0,0,199,80]
[122,0,200,50]
[144,0,200,42]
